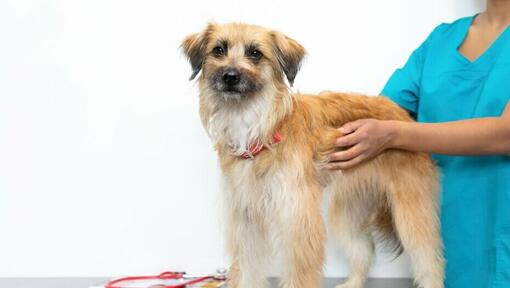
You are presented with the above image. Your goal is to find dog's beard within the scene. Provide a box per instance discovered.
[200,67,293,156]
[217,90,244,102]
[203,85,280,156]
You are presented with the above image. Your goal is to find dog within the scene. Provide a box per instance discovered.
[181,23,444,288]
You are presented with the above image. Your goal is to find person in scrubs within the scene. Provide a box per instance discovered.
[327,1,510,287]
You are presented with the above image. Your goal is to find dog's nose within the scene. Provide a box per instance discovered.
[222,70,240,86]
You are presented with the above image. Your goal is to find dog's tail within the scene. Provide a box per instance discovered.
[370,206,404,259]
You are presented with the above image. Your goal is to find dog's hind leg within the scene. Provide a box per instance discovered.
[330,190,374,288]
[388,175,444,288]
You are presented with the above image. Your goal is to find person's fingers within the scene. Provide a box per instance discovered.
[338,119,367,134]
[329,144,364,162]
[334,132,361,147]
[326,153,367,170]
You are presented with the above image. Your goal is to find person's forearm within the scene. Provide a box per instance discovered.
[390,118,510,155]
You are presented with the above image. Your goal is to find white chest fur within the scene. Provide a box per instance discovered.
[207,95,274,156]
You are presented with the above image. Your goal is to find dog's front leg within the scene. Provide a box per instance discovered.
[279,184,326,288]
[225,205,270,288]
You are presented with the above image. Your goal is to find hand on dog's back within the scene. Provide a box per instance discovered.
[327,118,400,170]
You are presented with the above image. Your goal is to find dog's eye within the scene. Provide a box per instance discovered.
[212,46,225,57]
[248,49,263,60]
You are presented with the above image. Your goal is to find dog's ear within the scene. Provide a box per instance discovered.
[181,28,209,80]
[271,31,305,86]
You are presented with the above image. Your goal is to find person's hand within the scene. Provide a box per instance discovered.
[327,119,398,170]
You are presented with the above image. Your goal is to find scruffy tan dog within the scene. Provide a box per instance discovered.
[181,23,444,288]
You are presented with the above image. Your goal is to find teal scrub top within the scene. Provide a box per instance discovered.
[381,15,510,288]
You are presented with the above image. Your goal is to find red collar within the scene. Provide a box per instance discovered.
[240,132,282,159]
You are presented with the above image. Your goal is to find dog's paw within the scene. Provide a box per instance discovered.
[335,281,363,288]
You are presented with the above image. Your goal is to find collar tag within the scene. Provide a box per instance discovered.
[239,132,282,159]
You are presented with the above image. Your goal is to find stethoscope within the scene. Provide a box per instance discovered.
[105,269,227,288]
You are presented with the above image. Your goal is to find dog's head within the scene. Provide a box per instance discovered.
[181,23,305,101]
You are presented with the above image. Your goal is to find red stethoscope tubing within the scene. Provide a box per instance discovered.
[105,271,213,288]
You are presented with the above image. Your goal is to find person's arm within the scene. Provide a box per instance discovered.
[327,100,510,170]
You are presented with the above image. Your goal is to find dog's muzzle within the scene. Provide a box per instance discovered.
[211,68,258,98]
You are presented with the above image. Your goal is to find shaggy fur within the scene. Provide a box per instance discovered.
[182,23,444,288]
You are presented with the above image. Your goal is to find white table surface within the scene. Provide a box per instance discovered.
[0,278,416,288]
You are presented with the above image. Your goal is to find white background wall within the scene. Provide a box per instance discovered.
[0,0,482,278]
